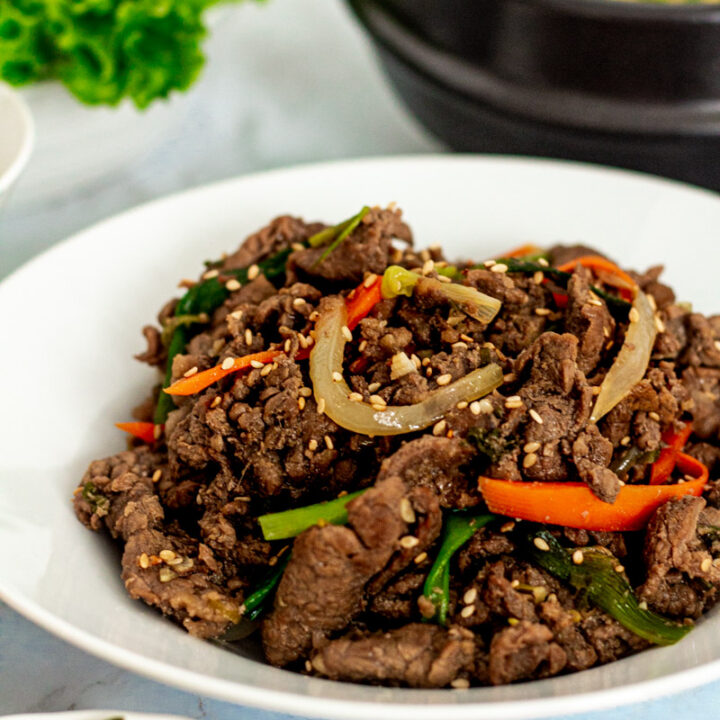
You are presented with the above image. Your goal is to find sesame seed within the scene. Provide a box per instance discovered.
[299,387,312,397]
[159,549,176,562]
[504,373,517,383]
[332,371,343,383]
[572,550,584,565]
[309,310,320,322]
[715,340,720,353]
[283,339,292,353]
[538,258,549,267]
[364,273,378,288]
[229,309,244,321]
[292,297,306,310]
[221,357,235,371]
[348,392,363,402]
[414,552,428,564]
[533,537,550,552]
[369,394,386,406]
[533,271,544,285]
[588,293,603,307]
[508,617,519,626]
[614,564,625,574]
[451,678,470,690]
[297,397,306,411]
[422,259,435,275]
[702,557,712,573]
[250,359,264,369]
[452,341,468,351]
[460,605,475,618]
[523,441,541,453]
[457,401,469,410]
[400,535,420,549]
[534,307,551,316]
[411,354,422,369]
[372,404,387,412]
[649,411,660,422]
[592,385,602,395]
[308,439,318,451]
[399,497,416,524]
[529,409,543,424]
[484,260,496,268]
[491,263,508,274]
[292,242,306,252]
[153,424,162,440]
[357,340,368,354]
[203,269,219,280]
[437,275,452,283]
[138,553,149,569]
[297,334,309,349]
[183,366,199,378]
[511,579,520,588]
[368,382,381,393]
[629,307,640,323]
[433,420,447,436]
[420,249,431,262]
[647,294,657,310]
[620,435,631,446]
[210,396,222,409]
[436,373,452,386]
[500,521,515,533]
[638,600,648,611]
[523,452,538,469]
[324,435,334,450]
[505,396,524,409]
[152,469,162,483]
[316,398,326,415]
[159,567,176,583]
[225,278,241,292]
[166,555,184,566]
[341,325,353,342]
[245,328,253,345]
[421,357,431,367]
[247,264,260,280]
[463,588,478,605]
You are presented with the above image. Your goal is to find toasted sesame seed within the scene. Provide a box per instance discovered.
[422,259,435,275]
[411,354,422,369]
[291,242,305,252]
[332,371,343,383]
[421,357,431,367]
[363,273,378,288]
[400,535,420,549]
[538,258,549,267]
[528,409,542,425]
[166,555,184,566]
[433,419,447,436]
[317,398,326,415]
[523,452,538,469]
[702,557,713,573]
[308,439,318,451]
[629,307,640,323]
[414,551,428,564]
[153,424,162,440]
[324,435,334,451]
[210,396,222,409]
[399,497,416,524]
[138,553,149,569]
[299,387,312,397]
[460,334,474,344]
[369,394,386,406]
[292,297,306,310]
[460,604,475,618]
[638,600,648,611]
[220,357,235,371]
[647,294,657,310]
[348,392,363,402]
[592,385,602,395]
[508,617,519,626]
[588,293,603,307]
[500,521,515,533]
[229,309,244,321]
[250,359,264,369]
[620,435,631,446]
[225,278,241,292]
[505,396,524,409]
[457,401,469,410]
[420,249,431,262]
[463,588,478,605]
[282,339,291,353]
[491,263,508,274]
[452,341,468,351]
[484,259,496,268]
[152,469,162,483]
[368,382,381,393]
[159,549,176,562]
[436,373,452,386]
[203,269,219,280]
[715,340,720,353]
[504,373,517,383]
[533,270,544,285]
[523,441,541,454]
[572,550,584,565]
[183,366,199,378]
[534,307,551,316]
[437,275,452,283]
[533,537,550,552]
[614,564,625,574]
[309,310,320,322]
[247,264,260,280]
[649,411,660,422]
[511,579,520,588]
[451,678,470,690]
[297,397,306,411]
[245,328,253,345]
[159,567,177,583]
[341,325,353,342]
[372,404,387,412]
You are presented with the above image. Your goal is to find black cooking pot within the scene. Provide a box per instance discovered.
[347,0,720,191]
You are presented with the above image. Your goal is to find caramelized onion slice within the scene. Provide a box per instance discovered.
[591,289,657,423]
[310,296,503,436]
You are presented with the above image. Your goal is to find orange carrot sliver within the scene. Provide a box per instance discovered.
[502,243,545,259]
[479,454,707,532]
[650,423,693,485]
[165,349,282,396]
[346,276,383,330]
[116,421,157,444]
[556,255,636,299]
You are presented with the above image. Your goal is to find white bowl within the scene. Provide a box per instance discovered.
[3,156,720,720]
[0,83,34,201]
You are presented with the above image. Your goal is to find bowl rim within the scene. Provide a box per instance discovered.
[0,83,34,196]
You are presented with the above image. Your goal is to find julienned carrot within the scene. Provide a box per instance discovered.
[556,255,636,299]
[163,277,383,398]
[501,243,545,259]
[479,453,707,532]
[165,349,283,396]
[650,423,693,485]
[116,421,157,444]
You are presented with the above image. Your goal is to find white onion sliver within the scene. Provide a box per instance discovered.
[310,297,503,436]
[417,277,502,324]
[590,289,657,423]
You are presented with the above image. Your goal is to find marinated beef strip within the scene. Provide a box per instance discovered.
[75,207,720,688]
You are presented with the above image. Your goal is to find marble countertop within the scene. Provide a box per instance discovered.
[2,1,720,718]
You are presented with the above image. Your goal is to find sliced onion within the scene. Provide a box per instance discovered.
[381,265,502,324]
[591,289,657,423]
[310,296,503,436]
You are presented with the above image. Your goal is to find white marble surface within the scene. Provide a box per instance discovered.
[3,1,720,719]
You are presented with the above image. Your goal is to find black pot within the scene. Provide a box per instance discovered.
[347,0,720,191]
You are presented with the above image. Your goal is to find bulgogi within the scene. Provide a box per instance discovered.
[74,206,720,688]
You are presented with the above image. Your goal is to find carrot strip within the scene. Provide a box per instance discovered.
[479,455,707,532]
[556,255,636,300]
[650,423,693,485]
[346,276,383,330]
[116,421,157,444]
[502,244,545,259]
[165,349,282,396]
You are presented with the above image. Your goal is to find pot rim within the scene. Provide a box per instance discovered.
[512,0,720,21]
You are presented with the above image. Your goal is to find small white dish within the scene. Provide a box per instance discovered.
[2,156,720,720]
[0,83,34,201]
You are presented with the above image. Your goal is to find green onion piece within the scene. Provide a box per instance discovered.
[423,512,495,624]
[243,554,291,622]
[313,206,370,264]
[160,313,209,347]
[258,489,368,541]
[528,528,692,646]
[436,265,462,281]
[381,265,419,298]
[610,446,661,476]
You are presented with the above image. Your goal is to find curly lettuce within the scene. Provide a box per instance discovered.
[0,0,243,108]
